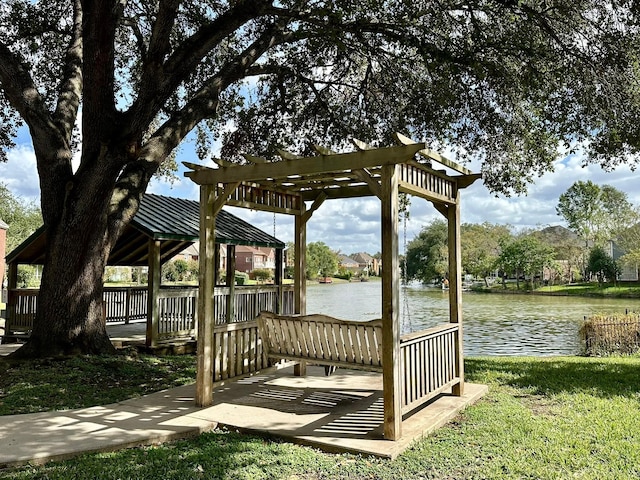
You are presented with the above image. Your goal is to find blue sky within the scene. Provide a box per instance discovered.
[2,126,640,255]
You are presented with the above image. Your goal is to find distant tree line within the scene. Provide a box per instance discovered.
[405,181,640,288]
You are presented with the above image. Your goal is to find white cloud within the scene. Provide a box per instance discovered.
[0,144,40,201]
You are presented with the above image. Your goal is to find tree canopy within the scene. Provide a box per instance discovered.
[306,241,338,280]
[2,1,640,356]
[405,219,448,284]
[495,235,555,289]
[556,181,637,246]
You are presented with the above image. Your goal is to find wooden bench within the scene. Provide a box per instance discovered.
[256,311,383,373]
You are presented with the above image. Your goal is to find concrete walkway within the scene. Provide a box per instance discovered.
[0,365,487,467]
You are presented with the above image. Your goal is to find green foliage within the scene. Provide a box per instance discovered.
[556,181,636,247]
[461,222,511,285]
[16,265,39,288]
[587,245,620,285]
[335,266,353,281]
[0,183,41,252]
[305,242,338,280]
[616,221,640,271]
[405,219,448,283]
[162,259,198,283]
[495,235,555,289]
[250,268,272,283]
[234,272,249,285]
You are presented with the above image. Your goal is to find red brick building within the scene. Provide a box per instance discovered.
[235,246,275,273]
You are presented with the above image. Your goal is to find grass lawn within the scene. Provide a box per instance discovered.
[2,354,640,479]
[480,281,640,298]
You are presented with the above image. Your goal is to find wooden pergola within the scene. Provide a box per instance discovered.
[185,135,481,441]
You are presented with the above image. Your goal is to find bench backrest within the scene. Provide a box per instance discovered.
[257,312,383,369]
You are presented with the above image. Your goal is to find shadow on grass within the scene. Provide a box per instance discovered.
[466,356,640,398]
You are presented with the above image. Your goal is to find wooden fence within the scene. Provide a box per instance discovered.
[4,285,294,346]
[400,323,460,414]
[581,313,640,356]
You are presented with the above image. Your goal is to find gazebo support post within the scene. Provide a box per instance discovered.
[447,198,465,396]
[381,163,402,441]
[226,244,236,323]
[196,184,216,407]
[146,239,161,348]
[6,262,17,331]
[214,244,221,285]
[293,207,307,376]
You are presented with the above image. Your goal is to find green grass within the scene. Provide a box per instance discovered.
[537,283,640,297]
[3,355,640,479]
[0,349,196,416]
[479,281,640,298]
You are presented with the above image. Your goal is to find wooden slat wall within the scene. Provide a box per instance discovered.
[400,323,460,414]
[212,320,267,382]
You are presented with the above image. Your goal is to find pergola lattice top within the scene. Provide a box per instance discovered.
[184,135,481,213]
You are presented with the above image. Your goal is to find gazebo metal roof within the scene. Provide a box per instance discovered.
[7,193,284,266]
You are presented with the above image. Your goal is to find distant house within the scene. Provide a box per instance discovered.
[608,240,639,282]
[337,254,360,273]
[350,252,381,276]
[235,246,276,273]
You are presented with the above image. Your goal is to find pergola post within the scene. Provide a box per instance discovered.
[293,207,307,376]
[294,209,306,316]
[146,239,161,348]
[196,184,216,407]
[381,163,402,440]
[447,198,465,396]
[275,247,283,314]
[214,243,221,285]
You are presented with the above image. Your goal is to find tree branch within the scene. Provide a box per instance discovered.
[0,42,55,139]
[53,0,83,142]
[127,0,272,137]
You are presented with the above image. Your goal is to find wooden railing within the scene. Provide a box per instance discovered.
[104,287,148,324]
[209,287,295,381]
[157,287,198,340]
[4,285,294,346]
[212,320,267,382]
[5,289,38,337]
[400,323,460,414]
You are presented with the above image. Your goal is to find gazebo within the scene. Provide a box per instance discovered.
[185,135,482,441]
[4,194,290,347]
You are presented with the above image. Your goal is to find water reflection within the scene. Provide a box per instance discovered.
[306,281,640,356]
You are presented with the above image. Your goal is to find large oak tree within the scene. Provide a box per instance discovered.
[1,1,639,357]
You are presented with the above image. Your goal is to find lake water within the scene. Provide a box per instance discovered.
[306,281,640,356]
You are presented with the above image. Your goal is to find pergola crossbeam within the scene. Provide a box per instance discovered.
[186,144,427,185]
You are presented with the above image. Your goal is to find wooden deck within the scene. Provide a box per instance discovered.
[204,365,487,458]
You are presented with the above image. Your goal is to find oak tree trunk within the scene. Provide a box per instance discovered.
[13,199,117,357]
